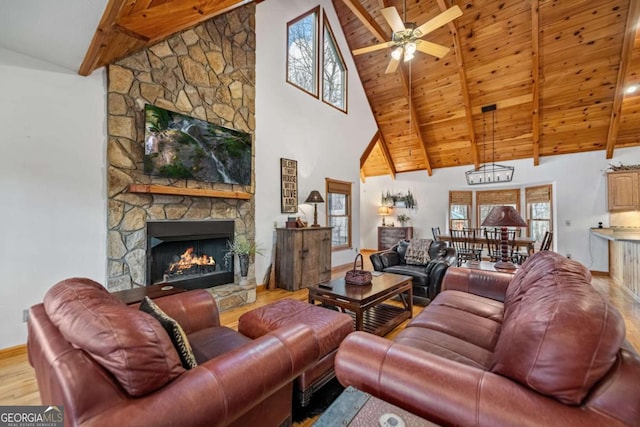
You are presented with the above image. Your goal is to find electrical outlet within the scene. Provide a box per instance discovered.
[22,309,29,322]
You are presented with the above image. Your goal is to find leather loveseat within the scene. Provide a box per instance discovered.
[370,239,457,305]
[335,251,640,426]
[28,278,320,427]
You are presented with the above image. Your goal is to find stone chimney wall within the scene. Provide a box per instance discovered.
[106,4,256,308]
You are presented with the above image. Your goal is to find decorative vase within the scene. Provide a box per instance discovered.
[238,253,249,277]
[238,253,250,285]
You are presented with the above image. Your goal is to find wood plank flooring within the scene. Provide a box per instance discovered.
[1,251,638,427]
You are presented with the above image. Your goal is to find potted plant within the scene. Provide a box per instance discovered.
[404,189,416,209]
[397,214,410,226]
[224,237,264,282]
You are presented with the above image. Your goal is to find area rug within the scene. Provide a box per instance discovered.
[292,378,345,423]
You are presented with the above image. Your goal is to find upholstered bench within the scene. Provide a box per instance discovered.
[238,298,354,406]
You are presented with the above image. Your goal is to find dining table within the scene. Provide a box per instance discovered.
[438,233,537,255]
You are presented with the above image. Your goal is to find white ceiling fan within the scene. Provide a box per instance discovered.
[352,2,463,74]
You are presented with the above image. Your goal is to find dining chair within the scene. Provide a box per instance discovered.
[484,228,502,262]
[516,230,552,265]
[451,229,482,266]
[431,227,441,241]
[541,231,553,251]
[485,228,518,263]
[465,228,484,262]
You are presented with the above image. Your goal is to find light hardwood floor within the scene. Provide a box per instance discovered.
[1,252,639,426]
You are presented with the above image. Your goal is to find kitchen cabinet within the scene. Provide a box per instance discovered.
[607,171,639,211]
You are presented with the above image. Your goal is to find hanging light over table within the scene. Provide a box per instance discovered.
[465,104,514,185]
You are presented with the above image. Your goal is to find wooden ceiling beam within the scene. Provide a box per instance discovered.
[437,0,478,168]
[342,0,431,175]
[605,0,640,159]
[117,0,251,42]
[360,130,397,182]
[531,0,541,166]
[78,0,130,76]
[377,131,397,180]
[79,0,251,75]
[360,130,381,169]
[398,66,433,175]
[340,0,388,42]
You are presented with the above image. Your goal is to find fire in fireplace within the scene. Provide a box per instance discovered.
[165,247,217,281]
[146,220,235,291]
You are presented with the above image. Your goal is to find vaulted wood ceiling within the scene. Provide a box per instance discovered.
[335,0,640,179]
[81,0,640,180]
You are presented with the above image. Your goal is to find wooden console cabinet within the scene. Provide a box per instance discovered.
[275,227,332,291]
[378,226,413,250]
[607,171,639,211]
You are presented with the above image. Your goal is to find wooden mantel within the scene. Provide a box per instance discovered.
[128,184,251,200]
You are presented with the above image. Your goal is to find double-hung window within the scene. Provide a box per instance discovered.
[476,189,521,228]
[449,191,472,231]
[525,184,553,243]
[326,178,351,249]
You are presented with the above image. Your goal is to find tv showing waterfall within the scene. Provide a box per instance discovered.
[143,104,252,185]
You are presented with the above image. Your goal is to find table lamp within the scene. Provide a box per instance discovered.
[481,206,527,270]
[305,190,324,227]
[378,206,390,226]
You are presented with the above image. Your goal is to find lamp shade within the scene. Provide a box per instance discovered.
[481,206,527,227]
[304,190,324,204]
[377,206,390,216]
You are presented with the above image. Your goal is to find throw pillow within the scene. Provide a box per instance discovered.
[140,297,198,370]
[404,239,433,265]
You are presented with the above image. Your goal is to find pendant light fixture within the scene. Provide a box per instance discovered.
[465,104,514,185]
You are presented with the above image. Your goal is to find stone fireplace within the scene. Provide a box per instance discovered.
[106,4,257,310]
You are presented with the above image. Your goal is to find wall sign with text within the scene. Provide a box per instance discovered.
[280,158,298,213]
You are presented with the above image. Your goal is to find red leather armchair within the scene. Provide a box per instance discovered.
[28,278,320,427]
[335,251,640,426]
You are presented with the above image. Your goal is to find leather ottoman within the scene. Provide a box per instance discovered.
[239,298,354,406]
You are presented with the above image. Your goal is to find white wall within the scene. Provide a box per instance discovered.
[360,147,640,272]
[0,48,107,348]
[255,0,376,280]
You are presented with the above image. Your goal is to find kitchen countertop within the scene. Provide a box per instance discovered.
[590,227,640,242]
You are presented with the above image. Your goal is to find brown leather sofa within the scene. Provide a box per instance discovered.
[28,278,320,427]
[335,251,640,426]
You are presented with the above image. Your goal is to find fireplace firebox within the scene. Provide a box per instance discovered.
[146,220,235,291]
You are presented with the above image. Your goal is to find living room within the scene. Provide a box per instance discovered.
[2,0,640,424]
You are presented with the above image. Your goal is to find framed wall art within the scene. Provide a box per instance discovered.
[280,158,298,213]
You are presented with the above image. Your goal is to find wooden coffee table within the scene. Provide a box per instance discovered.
[308,273,412,336]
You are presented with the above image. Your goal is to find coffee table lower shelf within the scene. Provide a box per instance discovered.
[340,304,410,336]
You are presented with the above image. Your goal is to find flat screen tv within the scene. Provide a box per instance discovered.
[143,104,252,185]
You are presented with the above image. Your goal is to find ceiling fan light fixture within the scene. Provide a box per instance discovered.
[405,41,417,55]
[391,46,403,61]
[403,50,415,62]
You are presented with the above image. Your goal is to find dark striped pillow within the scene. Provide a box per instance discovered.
[139,297,198,370]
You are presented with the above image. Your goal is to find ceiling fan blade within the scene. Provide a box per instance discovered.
[381,7,406,33]
[414,40,450,58]
[353,41,396,56]
[414,5,463,38]
[384,48,402,74]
